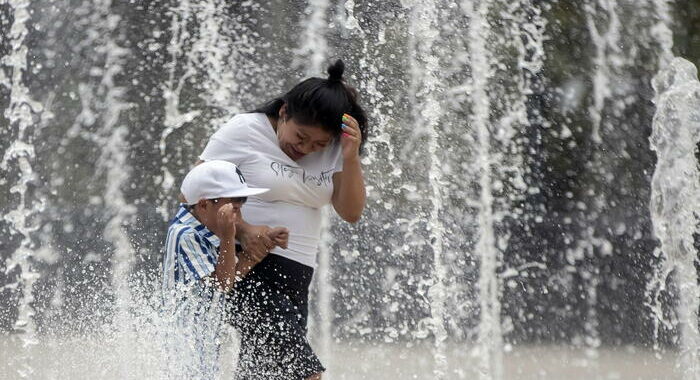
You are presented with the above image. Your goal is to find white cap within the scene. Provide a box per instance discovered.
[180,160,268,205]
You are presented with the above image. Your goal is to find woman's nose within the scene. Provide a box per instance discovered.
[299,141,314,154]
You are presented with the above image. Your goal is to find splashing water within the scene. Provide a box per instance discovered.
[1,1,698,379]
[292,0,337,371]
[461,1,503,379]
[295,0,331,76]
[406,0,450,377]
[1,0,44,377]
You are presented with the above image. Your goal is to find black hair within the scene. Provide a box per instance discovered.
[253,59,369,153]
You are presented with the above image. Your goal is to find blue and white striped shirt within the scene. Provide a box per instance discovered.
[161,205,227,378]
[162,204,222,290]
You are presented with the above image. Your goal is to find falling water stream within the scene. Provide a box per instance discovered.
[2,0,44,377]
[649,57,700,380]
[463,1,503,378]
[294,0,333,369]
[406,0,450,377]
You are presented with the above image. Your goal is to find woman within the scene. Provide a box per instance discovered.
[198,59,368,380]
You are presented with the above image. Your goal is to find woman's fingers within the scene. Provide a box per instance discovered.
[267,226,289,236]
[342,127,359,138]
[242,226,274,263]
[267,226,289,249]
[274,237,288,249]
[342,113,358,128]
[342,114,361,136]
[341,116,361,159]
[342,133,359,143]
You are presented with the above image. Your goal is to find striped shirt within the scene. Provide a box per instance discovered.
[161,204,227,378]
[162,204,222,289]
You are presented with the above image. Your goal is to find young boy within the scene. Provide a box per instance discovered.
[161,160,287,377]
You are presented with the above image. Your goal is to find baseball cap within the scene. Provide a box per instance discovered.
[180,160,268,205]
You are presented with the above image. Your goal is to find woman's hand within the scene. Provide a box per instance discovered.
[267,227,289,249]
[340,113,362,161]
[238,224,289,265]
[332,113,366,223]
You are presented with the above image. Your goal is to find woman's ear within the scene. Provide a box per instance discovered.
[279,103,288,121]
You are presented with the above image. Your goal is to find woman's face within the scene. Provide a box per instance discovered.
[276,109,333,161]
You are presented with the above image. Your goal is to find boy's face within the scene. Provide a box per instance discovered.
[195,197,245,232]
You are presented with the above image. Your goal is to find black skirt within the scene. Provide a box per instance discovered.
[228,253,324,380]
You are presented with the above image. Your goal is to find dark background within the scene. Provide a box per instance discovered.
[0,0,699,353]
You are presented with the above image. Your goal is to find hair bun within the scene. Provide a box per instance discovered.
[327,59,345,83]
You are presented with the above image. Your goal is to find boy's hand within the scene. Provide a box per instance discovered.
[217,203,238,240]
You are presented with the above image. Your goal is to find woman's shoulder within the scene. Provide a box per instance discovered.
[213,113,268,140]
[221,112,267,130]
[201,114,268,163]
[231,112,268,125]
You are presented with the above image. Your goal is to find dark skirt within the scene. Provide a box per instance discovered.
[228,253,324,380]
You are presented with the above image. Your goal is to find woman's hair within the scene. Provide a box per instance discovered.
[253,59,369,152]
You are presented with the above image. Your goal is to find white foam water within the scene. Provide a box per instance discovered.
[1,0,45,377]
[650,57,700,380]
[405,0,450,376]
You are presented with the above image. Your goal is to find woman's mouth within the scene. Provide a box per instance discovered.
[288,145,305,160]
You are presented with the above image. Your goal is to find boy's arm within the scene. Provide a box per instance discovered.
[212,237,237,292]
[233,252,257,280]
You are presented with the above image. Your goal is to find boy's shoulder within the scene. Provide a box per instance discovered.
[168,218,193,234]
[166,217,199,242]
[167,217,216,251]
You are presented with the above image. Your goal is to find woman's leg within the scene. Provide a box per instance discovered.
[229,254,324,380]
[232,285,324,379]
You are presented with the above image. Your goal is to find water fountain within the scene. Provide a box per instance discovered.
[1,0,698,379]
[649,57,700,380]
[2,0,44,377]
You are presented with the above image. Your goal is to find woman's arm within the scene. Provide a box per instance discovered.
[331,114,366,223]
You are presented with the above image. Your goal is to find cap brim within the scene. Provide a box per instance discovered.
[185,187,269,204]
[222,187,269,198]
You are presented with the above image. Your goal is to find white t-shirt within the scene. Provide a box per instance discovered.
[199,113,343,268]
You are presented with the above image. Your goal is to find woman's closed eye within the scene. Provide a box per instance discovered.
[298,133,328,149]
